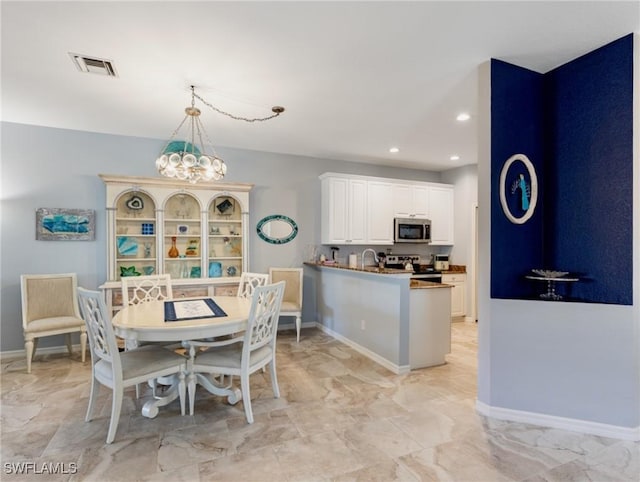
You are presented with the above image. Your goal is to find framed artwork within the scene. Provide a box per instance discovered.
[36,208,96,241]
[216,197,234,215]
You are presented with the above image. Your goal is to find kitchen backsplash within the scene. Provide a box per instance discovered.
[311,244,452,266]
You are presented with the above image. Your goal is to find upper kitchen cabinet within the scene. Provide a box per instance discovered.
[428,185,454,245]
[393,184,429,218]
[321,173,454,246]
[367,180,395,244]
[320,174,367,244]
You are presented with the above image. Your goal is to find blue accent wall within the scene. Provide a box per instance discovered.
[544,34,633,304]
[490,60,545,299]
[491,34,633,305]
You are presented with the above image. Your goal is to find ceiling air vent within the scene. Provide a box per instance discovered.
[69,53,118,77]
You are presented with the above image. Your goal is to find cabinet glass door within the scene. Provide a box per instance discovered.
[164,193,202,279]
[207,195,242,278]
[115,191,157,280]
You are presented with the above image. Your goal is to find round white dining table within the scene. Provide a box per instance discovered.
[111,296,252,418]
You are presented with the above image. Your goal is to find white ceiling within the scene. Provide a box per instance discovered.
[2,1,638,172]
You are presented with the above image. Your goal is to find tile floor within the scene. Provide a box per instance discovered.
[1,322,638,481]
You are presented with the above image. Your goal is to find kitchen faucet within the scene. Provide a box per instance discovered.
[361,248,379,269]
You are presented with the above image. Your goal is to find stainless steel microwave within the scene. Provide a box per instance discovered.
[394,217,431,243]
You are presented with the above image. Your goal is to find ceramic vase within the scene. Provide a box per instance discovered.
[168,236,179,258]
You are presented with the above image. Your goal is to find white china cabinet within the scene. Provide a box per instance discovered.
[99,174,252,314]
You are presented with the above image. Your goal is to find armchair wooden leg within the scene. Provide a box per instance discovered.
[65,333,73,356]
[25,339,34,374]
[296,315,301,343]
[80,331,87,363]
[32,338,39,361]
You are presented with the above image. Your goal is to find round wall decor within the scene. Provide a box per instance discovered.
[499,153,538,224]
[257,214,298,244]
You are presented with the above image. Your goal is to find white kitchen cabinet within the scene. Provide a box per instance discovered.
[442,273,466,318]
[99,174,252,315]
[321,173,454,247]
[321,175,367,244]
[393,184,429,218]
[366,181,394,244]
[428,185,454,245]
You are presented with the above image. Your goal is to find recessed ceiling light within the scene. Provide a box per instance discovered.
[456,113,470,122]
[450,155,460,161]
[389,147,400,153]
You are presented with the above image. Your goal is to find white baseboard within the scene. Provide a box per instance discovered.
[315,323,409,374]
[476,400,640,441]
[0,343,85,361]
[277,321,315,332]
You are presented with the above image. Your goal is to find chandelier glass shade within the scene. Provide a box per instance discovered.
[156,85,284,184]
[156,88,226,183]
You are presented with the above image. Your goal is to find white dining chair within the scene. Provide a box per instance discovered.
[20,273,87,373]
[121,274,175,397]
[237,272,269,299]
[77,287,187,444]
[121,274,173,306]
[186,281,285,422]
[269,267,303,342]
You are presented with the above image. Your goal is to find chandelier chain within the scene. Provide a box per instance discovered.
[156,85,283,183]
[192,91,283,122]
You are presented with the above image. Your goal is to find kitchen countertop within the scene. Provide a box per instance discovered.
[304,262,409,275]
[304,262,452,289]
[442,264,466,274]
[410,280,452,290]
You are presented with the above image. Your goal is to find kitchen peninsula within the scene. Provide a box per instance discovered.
[304,263,452,374]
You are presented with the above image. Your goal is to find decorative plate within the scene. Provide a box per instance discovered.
[532,269,569,278]
[126,195,144,211]
[226,266,237,276]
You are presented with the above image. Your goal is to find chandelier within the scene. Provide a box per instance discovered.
[156,85,284,183]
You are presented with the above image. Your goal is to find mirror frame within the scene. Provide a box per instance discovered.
[256,214,299,245]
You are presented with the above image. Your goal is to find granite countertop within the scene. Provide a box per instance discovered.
[304,262,408,275]
[410,279,452,290]
[441,264,467,273]
[305,262,453,289]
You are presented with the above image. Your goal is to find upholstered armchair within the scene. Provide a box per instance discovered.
[20,273,87,373]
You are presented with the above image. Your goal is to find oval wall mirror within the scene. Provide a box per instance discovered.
[257,214,298,244]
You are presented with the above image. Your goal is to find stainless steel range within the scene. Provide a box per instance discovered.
[384,255,442,283]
